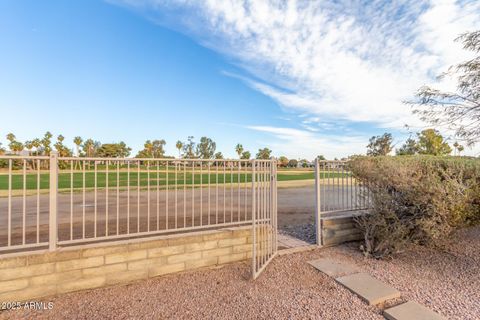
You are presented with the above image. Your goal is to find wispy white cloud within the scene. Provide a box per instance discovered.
[247,125,368,159]
[109,0,480,157]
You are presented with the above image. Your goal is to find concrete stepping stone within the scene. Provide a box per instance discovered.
[308,258,358,277]
[335,273,401,305]
[384,301,445,320]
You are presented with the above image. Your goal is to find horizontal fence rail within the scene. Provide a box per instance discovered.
[0,154,274,255]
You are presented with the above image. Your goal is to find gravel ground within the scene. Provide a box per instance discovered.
[278,222,316,244]
[1,251,382,320]
[319,226,480,320]
[2,226,478,320]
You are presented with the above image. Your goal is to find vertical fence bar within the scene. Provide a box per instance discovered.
[106,160,109,236]
[94,161,98,237]
[157,161,160,231]
[82,160,86,239]
[7,159,12,247]
[175,162,178,229]
[70,161,74,240]
[208,161,211,226]
[192,162,195,227]
[251,160,256,278]
[183,162,186,228]
[137,160,140,233]
[200,162,203,226]
[315,158,322,246]
[223,162,226,223]
[127,161,130,234]
[49,152,58,251]
[116,160,120,235]
[37,159,40,244]
[22,159,26,245]
[147,161,150,232]
[166,160,169,230]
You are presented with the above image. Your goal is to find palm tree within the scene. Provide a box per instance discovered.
[73,136,83,157]
[235,143,244,159]
[6,133,16,143]
[176,140,183,158]
[32,138,41,155]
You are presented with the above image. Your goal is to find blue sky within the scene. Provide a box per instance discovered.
[1,0,479,158]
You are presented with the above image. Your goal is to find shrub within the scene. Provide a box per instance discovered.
[350,156,480,258]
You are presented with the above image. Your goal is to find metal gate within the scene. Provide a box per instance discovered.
[251,159,277,279]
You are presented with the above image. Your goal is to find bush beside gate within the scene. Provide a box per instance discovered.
[349,156,480,258]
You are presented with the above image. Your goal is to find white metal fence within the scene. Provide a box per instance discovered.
[0,153,276,256]
[251,160,277,279]
[314,159,370,245]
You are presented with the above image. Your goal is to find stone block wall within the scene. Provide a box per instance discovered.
[0,226,252,302]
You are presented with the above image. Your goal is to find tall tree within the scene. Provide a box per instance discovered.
[97,142,131,158]
[453,141,465,156]
[288,159,298,167]
[41,131,53,155]
[410,30,480,146]
[366,133,393,156]
[137,139,166,158]
[416,129,452,156]
[396,138,418,155]
[24,141,33,156]
[240,150,251,160]
[317,155,326,160]
[6,133,23,154]
[54,135,72,157]
[175,140,183,158]
[235,143,244,159]
[73,136,83,157]
[278,156,289,167]
[214,152,224,159]
[82,139,100,157]
[256,147,272,159]
[31,138,41,156]
[182,136,196,158]
[196,137,216,159]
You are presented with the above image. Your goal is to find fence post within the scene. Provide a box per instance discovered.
[49,151,58,251]
[314,158,322,246]
[251,160,256,278]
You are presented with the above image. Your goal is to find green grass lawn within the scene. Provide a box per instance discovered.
[0,169,347,190]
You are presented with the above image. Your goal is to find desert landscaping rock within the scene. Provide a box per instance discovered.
[308,258,358,277]
[335,273,401,306]
[384,301,446,320]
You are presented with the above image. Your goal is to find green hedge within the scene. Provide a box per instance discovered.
[350,156,480,258]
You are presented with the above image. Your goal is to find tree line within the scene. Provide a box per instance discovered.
[366,129,465,157]
[0,132,276,160]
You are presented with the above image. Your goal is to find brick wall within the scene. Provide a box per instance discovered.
[0,226,252,302]
[321,213,363,246]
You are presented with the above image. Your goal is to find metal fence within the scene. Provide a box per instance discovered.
[251,160,277,279]
[315,159,369,214]
[0,153,273,255]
